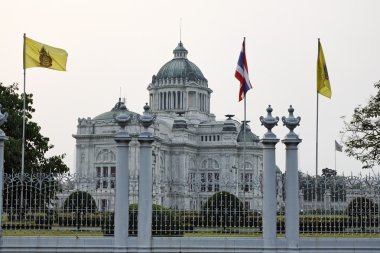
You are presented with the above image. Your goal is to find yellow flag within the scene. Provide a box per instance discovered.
[317,39,331,98]
[24,37,68,71]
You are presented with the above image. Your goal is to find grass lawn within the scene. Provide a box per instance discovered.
[2,230,380,238]
[2,228,103,236]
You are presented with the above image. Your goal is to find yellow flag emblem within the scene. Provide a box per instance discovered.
[24,37,68,71]
[316,39,331,98]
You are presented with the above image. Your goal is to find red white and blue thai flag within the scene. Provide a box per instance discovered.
[235,39,252,102]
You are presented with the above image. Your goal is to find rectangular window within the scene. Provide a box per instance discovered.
[111,167,116,177]
[96,167,101,177]
[201,173,206,192]
[110,180,115,189]
[214,173,220,192]
[96,180,101,189]
[207,173,213,192]
[214,183,219,192]
[101,199,108,211]
[103,167,108,177]
[189,173,194,192]
[103,180,108,188]
[241,173,253,192]
[208,173,213,182]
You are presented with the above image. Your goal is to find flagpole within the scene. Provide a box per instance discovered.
[243,87,246,209]
[20,33,27,210]
[335,144,337,171]
[22,33,26,176]
[315,91,319,203]
[243,37,246,211]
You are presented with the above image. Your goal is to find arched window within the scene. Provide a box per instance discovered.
[95,149,116,190]
[199,158,220,192]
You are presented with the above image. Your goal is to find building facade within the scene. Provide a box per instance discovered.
[73,41,283,211]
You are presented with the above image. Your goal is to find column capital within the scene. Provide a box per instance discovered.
[115,133,132,143]
[138,136,154,145]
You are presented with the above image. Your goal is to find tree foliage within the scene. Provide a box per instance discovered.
[0,83,69,174]
[341,81,380,169]
[322,167,337,178]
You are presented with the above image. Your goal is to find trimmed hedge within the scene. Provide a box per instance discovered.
[102,204,192,236]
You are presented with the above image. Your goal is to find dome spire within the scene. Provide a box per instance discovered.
[173,41,188,59]
[179,17,182,43]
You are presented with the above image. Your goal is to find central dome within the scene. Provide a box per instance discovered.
[156,42,207,82]
[93,99,139,120]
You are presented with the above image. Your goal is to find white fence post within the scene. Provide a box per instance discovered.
[137,103,155,251]
[114,104,132,247]
[0,106,8,236]
[260,105,279,249]
[282,105,302,249]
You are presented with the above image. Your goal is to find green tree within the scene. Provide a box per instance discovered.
[0,83,69,174]
[1,83,69,213]
[341,81,380,169]
[321,167,337,178]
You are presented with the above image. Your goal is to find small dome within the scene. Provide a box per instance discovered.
[93,99,139,120]
[237,122,259,142]
[155,42,207,82]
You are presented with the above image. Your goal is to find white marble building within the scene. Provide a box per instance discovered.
[73,41,283,211]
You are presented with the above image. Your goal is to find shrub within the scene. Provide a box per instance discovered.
[347,197,378,217]
[202,191,248,227]
[63,191,97,213]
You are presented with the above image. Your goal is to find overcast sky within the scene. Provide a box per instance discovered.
[1,0,379,175]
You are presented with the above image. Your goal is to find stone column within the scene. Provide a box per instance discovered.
[0,105,8,235]
[281,105,302,249]
[137,103,155,251]
[259,105,279,249]
[114,104,132,247]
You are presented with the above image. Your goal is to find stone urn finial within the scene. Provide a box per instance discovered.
[114,103,131,132]
[282,105,301,138]
[138,103,156,137]
[260,105,279,137]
